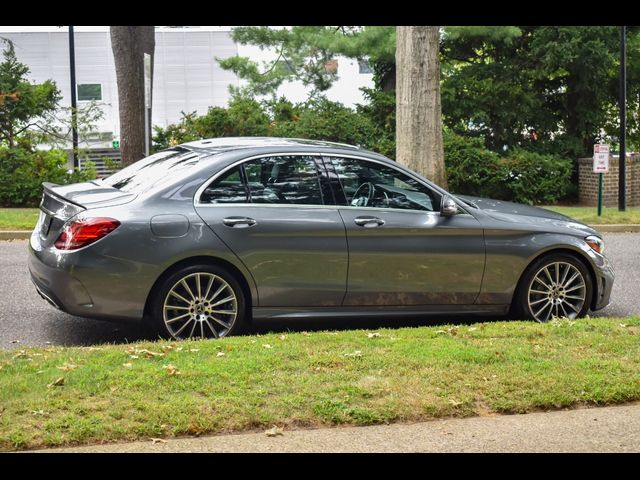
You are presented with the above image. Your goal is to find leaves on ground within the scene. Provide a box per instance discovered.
[47,377,64,388]
[56,363,77,372]
[150,438,167,444]
[163,364,180,376]
[265,426,284,437]
[367,332,381,338]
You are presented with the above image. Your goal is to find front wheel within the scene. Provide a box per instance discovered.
[151,264,246,340]
[514,254,593,322]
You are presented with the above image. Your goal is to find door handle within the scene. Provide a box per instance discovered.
[354,216,385,227]
[223,216,257,228]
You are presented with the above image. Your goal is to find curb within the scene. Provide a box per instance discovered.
[0,231,31,241]
[1,225,639,241]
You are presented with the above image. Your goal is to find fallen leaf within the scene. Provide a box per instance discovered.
[57,363,77,372]
[176,347,184,352]
[161,345,174,352]
[468,327,478,332]
[31,409,48,416]
[620,324,627,328]
[130,355,139,359]
[12,350,28,360]
[122,363,133,369]
[343,350,363,358]
[10,340,19,344]
[150,438,167,444]
[265,426,284,437]
[302,332,310,337]
[279,335,287,341]
[263,344,273,349]
[367,332,381,338]
[217,352,225,357]
[48,377,65,388]
[45,341,51,345]
[449,399,463,406]
[163,364,180,376]
[189,349,199,353]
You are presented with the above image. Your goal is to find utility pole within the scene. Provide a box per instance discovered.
[619,26,627,211]
[68,26,79,169]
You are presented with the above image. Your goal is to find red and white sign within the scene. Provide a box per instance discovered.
[593,144,610,173]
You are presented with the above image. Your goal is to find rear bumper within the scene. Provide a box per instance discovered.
[28,231,148,322]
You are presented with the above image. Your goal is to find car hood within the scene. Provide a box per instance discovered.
[456,195,600,237]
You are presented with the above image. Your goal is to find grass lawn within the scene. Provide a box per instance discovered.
[0,208,39,231]
[544,206,640,225]
[1,316,639,451]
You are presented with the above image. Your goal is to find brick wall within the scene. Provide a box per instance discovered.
[578,155,640,207]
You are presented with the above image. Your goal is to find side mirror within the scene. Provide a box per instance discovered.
[440,195,458,217]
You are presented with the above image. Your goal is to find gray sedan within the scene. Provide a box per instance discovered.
[28,137,614,340]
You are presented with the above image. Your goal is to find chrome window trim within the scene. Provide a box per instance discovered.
[193,151,471,216]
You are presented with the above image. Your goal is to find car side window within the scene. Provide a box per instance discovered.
[244,156,325,205]
[329,157,441,212]
[199,167,248,204]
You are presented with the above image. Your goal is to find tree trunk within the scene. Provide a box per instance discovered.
[110,26,154,166]
[395,26,447,189]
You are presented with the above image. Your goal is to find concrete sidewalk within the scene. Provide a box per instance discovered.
[32,403,640,453]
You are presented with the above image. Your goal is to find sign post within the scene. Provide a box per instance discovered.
[144,53,152,158]
[593,144,610,217]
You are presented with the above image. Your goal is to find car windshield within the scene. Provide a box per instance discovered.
[101,148,200,194]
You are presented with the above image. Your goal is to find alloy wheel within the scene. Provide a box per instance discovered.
[162,272,238,339]
[527,261,586,322]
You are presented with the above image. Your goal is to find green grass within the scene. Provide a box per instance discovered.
[544,206,640,225]
[1,317,639,451]
[0,208,39,230]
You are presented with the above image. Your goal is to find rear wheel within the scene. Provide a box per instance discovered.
[515,253,593,322]
[151,264,246,340]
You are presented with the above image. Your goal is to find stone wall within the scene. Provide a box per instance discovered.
[578,155,640,207]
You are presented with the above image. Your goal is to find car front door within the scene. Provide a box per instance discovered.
[194,154,347,307]
[324,155,486,306]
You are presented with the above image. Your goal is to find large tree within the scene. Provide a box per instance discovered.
[110,26,154,165]
[0,40,60,148]
[396,26,447,188]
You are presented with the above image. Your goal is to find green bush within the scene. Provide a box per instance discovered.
[0,147,96,207]
[444,132,572,204]
[500,149,573,205]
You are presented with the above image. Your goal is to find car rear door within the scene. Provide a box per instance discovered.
[194,154,347,307]
[324,155,486,306]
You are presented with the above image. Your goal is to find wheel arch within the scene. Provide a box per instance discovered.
[143,255,254,324]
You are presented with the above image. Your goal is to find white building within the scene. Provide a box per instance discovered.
[0,26,374,147]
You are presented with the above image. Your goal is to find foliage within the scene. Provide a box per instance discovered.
[0,39,61,148]
[0,147,95,207]
[441,26,640,159]
[444,131,572,205]
[218,26,396,97]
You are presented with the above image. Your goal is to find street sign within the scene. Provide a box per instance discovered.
[112,140,120,149]
[593,144,610,173]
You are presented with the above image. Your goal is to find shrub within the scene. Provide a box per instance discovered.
[0,147,95,207]
[444,132,572,204]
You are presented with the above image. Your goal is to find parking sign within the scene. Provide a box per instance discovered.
[593,144,610,173]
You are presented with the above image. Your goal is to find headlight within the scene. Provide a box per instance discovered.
[585,235,604,255]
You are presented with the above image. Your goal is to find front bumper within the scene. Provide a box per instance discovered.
[592,253,614,311]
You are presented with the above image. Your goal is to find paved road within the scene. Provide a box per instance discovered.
[1,233,638,350]
[33,402,640,452]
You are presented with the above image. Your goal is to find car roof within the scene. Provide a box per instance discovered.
[181,136,365,154]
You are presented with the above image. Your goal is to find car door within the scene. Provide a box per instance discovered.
[324,155,486,306]
[194,154,347,307]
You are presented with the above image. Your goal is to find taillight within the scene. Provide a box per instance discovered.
[54,218,120,250]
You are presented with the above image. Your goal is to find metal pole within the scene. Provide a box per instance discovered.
[619,26,627,211]
[68,26,79,170]
[598,173,603,216]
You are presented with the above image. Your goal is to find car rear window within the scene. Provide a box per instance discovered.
[101,148,200,194]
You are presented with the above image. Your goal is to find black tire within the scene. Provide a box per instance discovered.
[151,264,246,340]
[513,253,593,322]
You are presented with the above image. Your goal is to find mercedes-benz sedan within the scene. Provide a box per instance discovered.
[28,137,614,340]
